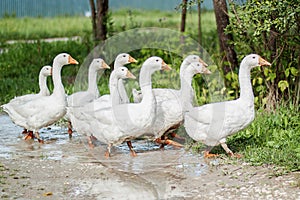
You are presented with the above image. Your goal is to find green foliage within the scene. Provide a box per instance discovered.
[225,0,300,107]
[0,40,93,104]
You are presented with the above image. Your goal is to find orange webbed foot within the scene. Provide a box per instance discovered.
[155,138,183,148]
[204,151,219,158]
[228,152,242,158]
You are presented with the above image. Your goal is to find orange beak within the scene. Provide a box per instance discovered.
[202,67,212,75]
[128,56,137,63]
[161,61,172,71]
[258,57,271,66]
[126,70,136,79]
[68,55,79,65]
[102,61,110,69]
[199,58,208,67]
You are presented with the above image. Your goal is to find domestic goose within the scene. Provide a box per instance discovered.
[139,60,210,150]
[133,55,209,148]
[184,54,271,157]
[2,53,78,143]
[94,53,137,106]
[2,65,52,135]
[70,57,171,157]
[69,66,137,156]
[65,58,110,135]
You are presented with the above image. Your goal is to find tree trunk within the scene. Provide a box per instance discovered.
[89,0,97,40]
[197,0,202,45]
[89,0,109,42]
[180,0,187,33]
[213,0,238,73]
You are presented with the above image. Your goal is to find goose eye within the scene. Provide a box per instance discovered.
[252,56,256,59]
[156,59,159,62]
[193,57,196,59]
[123,55,126,57]
[197,64,200,66]
[63,55,66,57]
[121,68,125,71]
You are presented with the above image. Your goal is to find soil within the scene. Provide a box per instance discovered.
[0,114,299,200]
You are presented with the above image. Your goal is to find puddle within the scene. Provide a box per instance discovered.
[0,114,208,175]
[0,113,210,198]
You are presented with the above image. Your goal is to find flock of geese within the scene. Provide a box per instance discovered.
[1,52,271,158]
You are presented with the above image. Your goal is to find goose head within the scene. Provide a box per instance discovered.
[41,65,52,76]
[53,53,79,66]
[143,56,171,72]
[115,53,137,66]
[115,66,136,80]
[242,54,271,70]
[90,58,110,71]
[188,61,212,75]
[184,55,208,67]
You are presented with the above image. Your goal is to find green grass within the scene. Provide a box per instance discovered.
[0,10,217,50]
[0,16,91,42]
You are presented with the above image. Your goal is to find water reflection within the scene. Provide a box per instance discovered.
[0,114,209,198]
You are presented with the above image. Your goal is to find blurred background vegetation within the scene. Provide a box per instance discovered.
[0,0,299,172]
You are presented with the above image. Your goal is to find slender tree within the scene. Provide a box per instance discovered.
[89,0,109,42]
[197,0,202,45]
[180,0,188,33]
[213,0,238,73]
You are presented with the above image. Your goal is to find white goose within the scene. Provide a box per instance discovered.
[65,58,110,135]
[2,53,78,143]
[114,53,137,103]
[93,53,137,106]
[184,54,271,157]
[2,65,52,135]
[133,55,209,147]
[70,57,171,157]
[69,66,136,155]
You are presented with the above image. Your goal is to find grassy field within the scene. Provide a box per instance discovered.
[0,9,217,50]
[0,9,299,173]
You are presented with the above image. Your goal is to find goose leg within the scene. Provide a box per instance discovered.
[67,121,73,137]
[220,143,242,158]
[24,131,34,140]
[155,137,183,148]
[87,136,94,148]
[105,144,112,158]
[169,132,185,141]
[126,141,137,157]
[34,132,44,144]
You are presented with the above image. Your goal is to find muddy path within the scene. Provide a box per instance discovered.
[0,114,299,199]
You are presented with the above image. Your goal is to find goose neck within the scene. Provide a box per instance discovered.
[239,65,254,102]
[38,72,49,96]
[179,60,189,76]
[139,65,155,103]
[179,70,194,110]
[52,60,64,96]
[109,71,121,105]
[87,68,100,96]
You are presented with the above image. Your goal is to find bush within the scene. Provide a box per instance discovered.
[225,0,300,108]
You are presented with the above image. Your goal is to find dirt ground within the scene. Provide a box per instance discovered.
[0,114,299,199]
